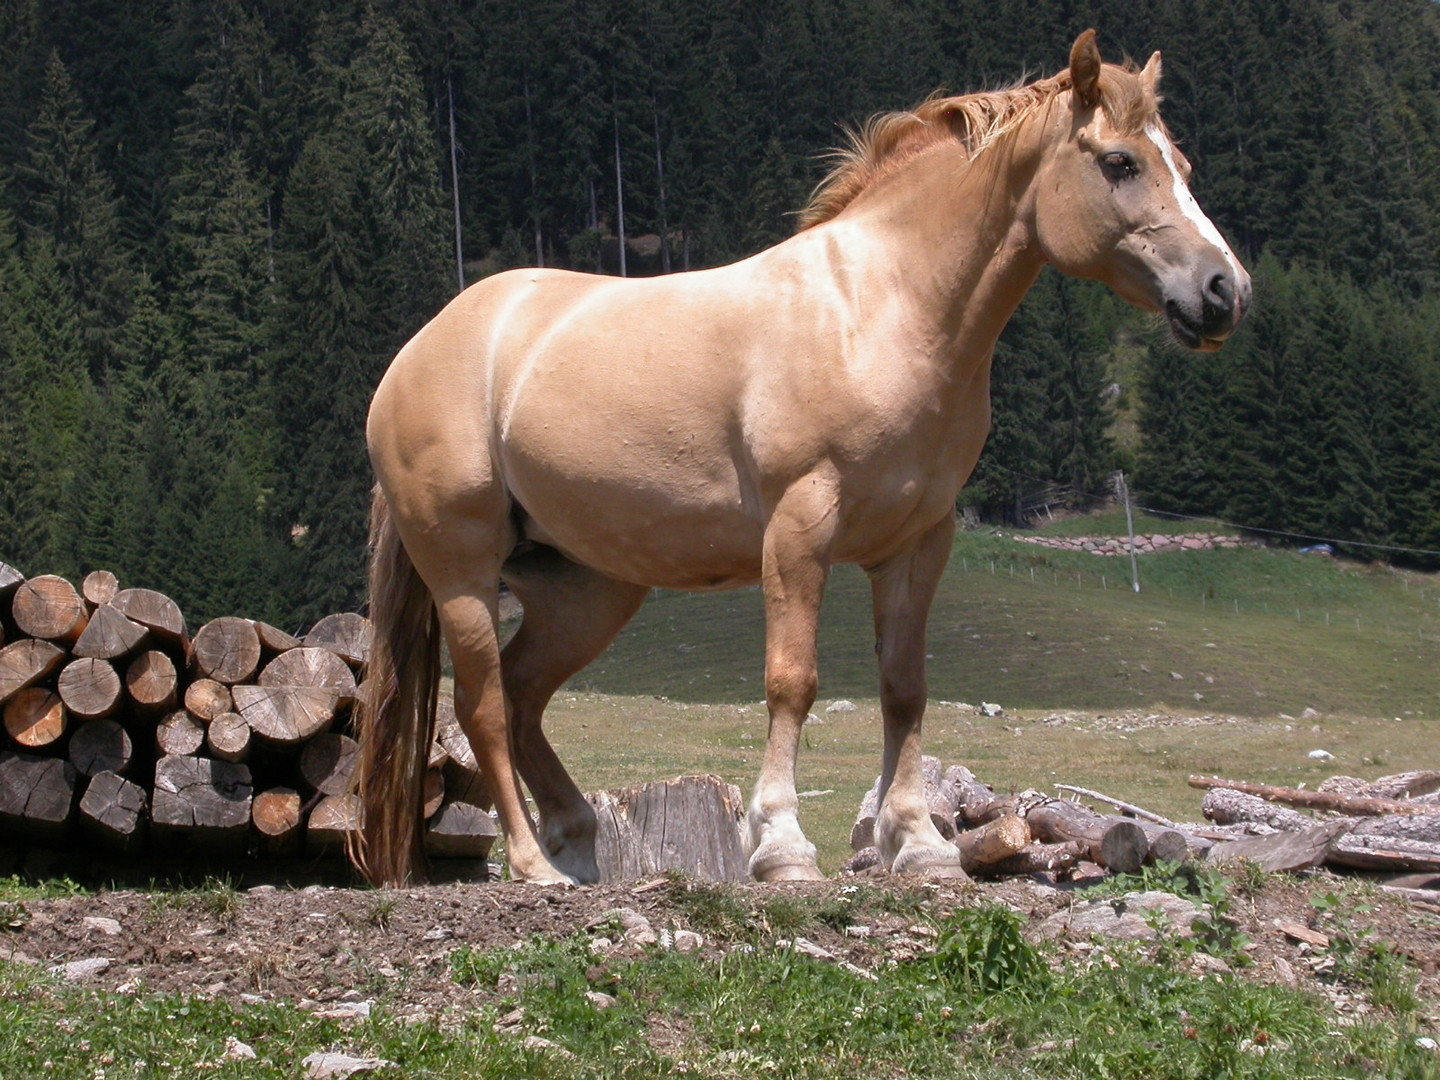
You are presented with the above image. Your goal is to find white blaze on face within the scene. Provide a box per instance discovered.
[1145,124,1243,288]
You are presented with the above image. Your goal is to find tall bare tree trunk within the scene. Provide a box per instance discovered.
[652,94,671,274]
[448,74,465,292]
[523,72,543,267]
[614,113,627,278]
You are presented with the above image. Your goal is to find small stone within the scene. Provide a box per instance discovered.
[1169,671,1184,681]
[52,957,110,981]
[315,1000,373,1020]
[585,990,617,1010]
[1300,707,1322,721]
[223,1038,257,1062]
[302,1051,395,1079]
[826,700,858,713]
[673,930,703,954]
[521,1036,574,1059]
[979,702,1004,717]
[82,917,122,937]
[1307,749,1335,761]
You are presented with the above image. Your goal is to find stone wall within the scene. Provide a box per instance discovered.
[1012,533,1256,557]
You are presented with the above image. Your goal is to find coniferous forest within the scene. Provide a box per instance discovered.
[3,0,1440,631]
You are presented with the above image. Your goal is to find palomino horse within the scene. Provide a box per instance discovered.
[353,31,1250,886]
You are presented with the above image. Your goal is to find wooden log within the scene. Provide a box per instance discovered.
[1327,833,1440,873]
[251,787,303,855]
[589,774,748,883]
[1348,814,1440,843]
[442,756,492,808]
[80,570,119,609]
[1354,771,1440,801]
[0,562,22,600]
[1145,828,1195,865]
[11,575,88,644]
[111,588,187,647]
[424,767,445,819]
[231,684,341,747]
[1188,775,1438,817]
[1027,799,1150,873]
[427,738,449,770]
[155,710,205,757]
[68,718,133,777]
[1205,820,1352,873]
[303,613,373,669]
[206,712,252,763]
[945,765,1021,824]
[184,678,233,723]
[975,840,1087,879]
[1203,788,1314,832]
[71,602,151,661]
[0,751,76,841]
[77,770,147,855]
[191,617,262,686]
[850,755,957,851]
[259,646,357,696]
[425,800,499,860]
[253,621,300,653]
[307,793,360,854]
[299,732,359,795]
[953,814,1031,874]
[3,687,68,749]
[57,657,123,720]
[150,755,252,854]
[436,695,492,809]
[1053,784,1178,827]
[0,639,66,707]
[126,650,178,713]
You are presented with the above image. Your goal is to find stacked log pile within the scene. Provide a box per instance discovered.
[844,757,1440,897]
[0,563,496,870]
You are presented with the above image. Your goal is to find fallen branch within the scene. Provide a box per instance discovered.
[1053,784,1177,827]
[1188,775,1438,817]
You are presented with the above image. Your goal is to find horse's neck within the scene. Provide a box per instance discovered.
[832,136,1046,376]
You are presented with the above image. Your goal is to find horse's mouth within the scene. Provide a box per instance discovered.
[1165,303,1225,353]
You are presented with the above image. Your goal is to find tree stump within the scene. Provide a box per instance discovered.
[3,687,68,749]
[57,658,123,720]
[184,678,233,723]
[589,774,748,883]
[0,751,76,842]
[155,711,205,757]
[191,617,262,685]
[206,712,252,764]
[0,639,66,708]
[111,588,187,647]
[251,787,303,855]
[11,575,88,644]
[150,755,252,855]
[78,770,148,855]
[71,604,150,661]
[126,650,178,713]
[303,613,373,669]
[68,718,133,778]
[299,732,359,795]
[425,801,498,860]
[80,570,119,609]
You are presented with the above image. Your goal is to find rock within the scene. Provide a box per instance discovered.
[302,1052,396,1078]
[521,1036,575,1059]
[586,990,617,1009]
[673,930,704,954]
[825,700,858,713]
[224,1037,258,1061]
[52,957,111,981]
[82,916,122,936]
[979,702,1004,717]
[1308,749,1335,761]
[1300,707,1322,721]
[1037,891,1203,942]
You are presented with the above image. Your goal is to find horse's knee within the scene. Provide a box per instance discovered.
[766,657,818,716]
[879,670,926,720]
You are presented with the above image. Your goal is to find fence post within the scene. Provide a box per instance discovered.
[1116,471,1141,594]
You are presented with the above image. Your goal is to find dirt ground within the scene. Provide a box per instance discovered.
[2,868,1437,1031]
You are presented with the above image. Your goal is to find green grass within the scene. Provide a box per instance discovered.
[572,529,1440,719]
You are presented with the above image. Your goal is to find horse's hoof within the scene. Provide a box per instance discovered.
[889,845,970,880]
[749,843,825,882]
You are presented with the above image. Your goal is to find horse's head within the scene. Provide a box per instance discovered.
[1032,31,1251,351]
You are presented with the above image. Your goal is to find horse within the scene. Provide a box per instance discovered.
[352,30,1250,887]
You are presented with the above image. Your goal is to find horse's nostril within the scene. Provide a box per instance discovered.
[1207,272,1232,308]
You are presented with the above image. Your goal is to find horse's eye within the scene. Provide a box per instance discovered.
[1100,152,1138,181]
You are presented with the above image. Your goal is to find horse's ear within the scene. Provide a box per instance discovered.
[1140,50,1163,97]
[1069,29,1103,110]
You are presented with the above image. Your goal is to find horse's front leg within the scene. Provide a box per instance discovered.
[746,484,837,882]
[868,514,968,877]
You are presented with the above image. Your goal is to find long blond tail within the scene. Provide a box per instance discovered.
[350,486,442,886]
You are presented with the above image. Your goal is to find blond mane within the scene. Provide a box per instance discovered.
[798,62,1157,230]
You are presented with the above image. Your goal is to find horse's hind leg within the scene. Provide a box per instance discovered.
[867,514,967,877]
[502,548,649,883]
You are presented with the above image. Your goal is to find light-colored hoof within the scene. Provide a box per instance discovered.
[547,847,600,885]
[749,844,825,882]
[889,844,970,880]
